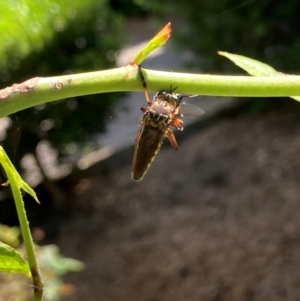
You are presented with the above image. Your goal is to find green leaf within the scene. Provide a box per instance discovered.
[218,51,300,102]
[19,180,39,204]
[0,146,39,204]
[291,96,300,101]
[131,22,171,65]
[38,245,84,275]
[218,51,278,77]
[0,242,31,278]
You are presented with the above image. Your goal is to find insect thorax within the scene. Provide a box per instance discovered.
[155,91,181,107]
[146,100,175,124]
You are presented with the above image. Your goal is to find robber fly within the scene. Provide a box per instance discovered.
[131,66,205,181]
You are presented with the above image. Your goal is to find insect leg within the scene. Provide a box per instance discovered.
[166,129,179,150]
[170,118,183,130]
[138,64,151,104]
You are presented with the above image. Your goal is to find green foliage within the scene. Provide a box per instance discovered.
[219,51,300,102]
[218,51,278,77]
[36,244,84,301]
[136,0,300,73]
[0,0,125,166]
[0,241,31,278]
[0,0,122,73]
[0,236,84,301]
[0,146,39,203]
[0,145,83,300]
[131,23,171,64]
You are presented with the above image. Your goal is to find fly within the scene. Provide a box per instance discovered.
[132,66,205,181]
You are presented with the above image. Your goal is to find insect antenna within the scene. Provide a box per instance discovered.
[169,85,178,94]
[137,65,151,104]
[179,94,199,101]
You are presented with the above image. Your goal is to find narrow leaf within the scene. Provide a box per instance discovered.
[218,51,278,77]
[130,22,171,65]
[19,180,39,204]
[0,242,31,278]
[292,96,300,101]
[218,51,300,102]
[0,146,39,203]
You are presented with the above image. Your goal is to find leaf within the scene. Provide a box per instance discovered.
[0,242,31,278]
[38,245,84,275]
[218,51,278,77]
[218,51,300,102]
[19,180,39,204]
[0,146,39,204]
[130,22,171,65]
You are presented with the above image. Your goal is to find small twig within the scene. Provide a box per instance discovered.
[1,67,300,118]
[0,147,44,301]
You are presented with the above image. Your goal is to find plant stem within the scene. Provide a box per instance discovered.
[0,147,44,301]
[1,66,300,117]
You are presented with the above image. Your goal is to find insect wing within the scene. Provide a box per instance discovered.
[132,116,167,181]
[179,101,205,116]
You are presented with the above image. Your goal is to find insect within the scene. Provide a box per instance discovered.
[131,66,205,181]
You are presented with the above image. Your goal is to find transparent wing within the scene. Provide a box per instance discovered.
[179,101,205,116]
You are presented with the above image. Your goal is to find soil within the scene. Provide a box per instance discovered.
[58,99,300,301]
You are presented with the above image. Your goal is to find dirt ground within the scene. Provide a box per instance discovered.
[58,99,300,301]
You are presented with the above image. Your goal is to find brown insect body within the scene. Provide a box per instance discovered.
[132,91,184,181]
[132,65,204,181]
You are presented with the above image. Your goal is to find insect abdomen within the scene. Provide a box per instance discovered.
[132,118,167,181]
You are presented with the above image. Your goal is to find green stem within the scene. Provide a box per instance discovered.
[0,147,44,301]
[1,66,300,117]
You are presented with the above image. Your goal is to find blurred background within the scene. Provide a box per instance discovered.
[1,0,300,300]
